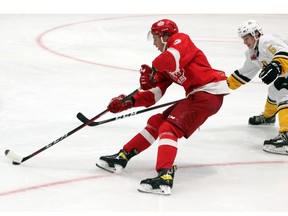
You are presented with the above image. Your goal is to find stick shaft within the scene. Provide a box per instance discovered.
[77,99,182,126]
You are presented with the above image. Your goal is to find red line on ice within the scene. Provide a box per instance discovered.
[35,15,243,73]
[1,160,288,197]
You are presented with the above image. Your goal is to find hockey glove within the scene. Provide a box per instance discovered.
[107,94,135,113]
[139,64,157,90]
[259,61,282,85]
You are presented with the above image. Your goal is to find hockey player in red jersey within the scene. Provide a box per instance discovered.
[97,19,230,195]
[226,20,288,155]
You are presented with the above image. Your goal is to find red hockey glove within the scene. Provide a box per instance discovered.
[107,94,135,113]
[139,64,157,90]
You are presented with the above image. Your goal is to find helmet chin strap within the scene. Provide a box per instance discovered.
[160,36,167,52]
[253,36,259,50]
[252,32,261,50]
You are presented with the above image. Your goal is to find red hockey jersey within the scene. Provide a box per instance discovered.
[134,32,230,107]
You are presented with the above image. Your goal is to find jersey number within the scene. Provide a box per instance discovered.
[268,45,277,55]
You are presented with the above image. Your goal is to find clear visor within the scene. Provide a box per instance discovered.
[147,30,154,41]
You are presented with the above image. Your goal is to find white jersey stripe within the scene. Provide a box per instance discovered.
[149,87,163,103]
[186,80,230,96]
[167,47,181,72]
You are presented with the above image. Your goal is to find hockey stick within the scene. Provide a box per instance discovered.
[4,109,108,165]
[76,99,183,126]
[5,88,140,165]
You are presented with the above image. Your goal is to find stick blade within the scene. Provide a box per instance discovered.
[76,112,99,126]
[76,112,89,123]
[5,149,23,165]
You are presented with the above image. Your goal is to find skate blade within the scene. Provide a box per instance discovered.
[263,145,288,155]
[96,160,124,173]
[249,123,275,127]
[137,184,171,195]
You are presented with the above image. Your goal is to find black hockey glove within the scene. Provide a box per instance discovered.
[259,61,282,85]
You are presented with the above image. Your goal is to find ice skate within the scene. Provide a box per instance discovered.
[263,132,288,155]
[248,114,275,125]
[96,149,138,173]
[138,165,177,195]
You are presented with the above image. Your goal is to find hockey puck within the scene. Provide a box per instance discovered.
[12,161,20,165]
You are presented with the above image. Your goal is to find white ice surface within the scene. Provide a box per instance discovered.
[1,14,288,214]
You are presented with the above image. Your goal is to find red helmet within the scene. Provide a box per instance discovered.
[150,19,178,37]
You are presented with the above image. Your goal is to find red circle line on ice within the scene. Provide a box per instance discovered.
[1,160,288,197]
[35,15,240,72]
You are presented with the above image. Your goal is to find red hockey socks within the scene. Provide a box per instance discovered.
[123,125,158,153]
[156,132,178,171]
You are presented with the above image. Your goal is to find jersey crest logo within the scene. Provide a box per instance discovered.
[168,69,187,85]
